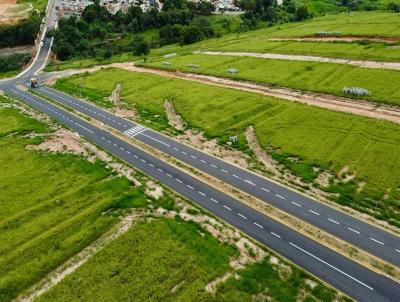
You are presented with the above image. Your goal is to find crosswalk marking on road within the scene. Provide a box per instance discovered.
[123,125,147,137]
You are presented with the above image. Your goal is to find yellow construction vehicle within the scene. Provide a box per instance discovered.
[30,78,38,88]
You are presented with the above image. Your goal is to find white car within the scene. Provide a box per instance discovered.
[40,41,44,47]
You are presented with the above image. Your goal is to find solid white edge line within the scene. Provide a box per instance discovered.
[289,242,374,291]
[140,132,171,147]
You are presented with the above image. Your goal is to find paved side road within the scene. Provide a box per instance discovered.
[3,86,400,302]
[33,84,400,268]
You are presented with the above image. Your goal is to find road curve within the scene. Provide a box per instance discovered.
[31,84,400,268]
[2,85,400,302]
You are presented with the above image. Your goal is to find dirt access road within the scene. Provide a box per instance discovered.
[196,50,400,71]
[47,62,400,126]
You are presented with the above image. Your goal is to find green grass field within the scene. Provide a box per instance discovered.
[0,96,344,302]
[17,0,48,12]
[36,217,340,302]
[144,53,400,106]
[0,98,148,301]
[54,68,400,226]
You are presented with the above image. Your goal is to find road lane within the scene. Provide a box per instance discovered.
[34,84,400,267]
[3,86,400,302]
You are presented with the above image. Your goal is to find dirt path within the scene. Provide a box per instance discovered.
[44,63,400,125]
[196,50,400,71]
[269,36,400,43]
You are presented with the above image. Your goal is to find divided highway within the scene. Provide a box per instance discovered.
[32,84,400,267]
[2,85,400,302]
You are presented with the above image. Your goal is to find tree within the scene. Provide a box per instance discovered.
[295,5,309,21]
[132,36,150,56]
[162,0,187,11]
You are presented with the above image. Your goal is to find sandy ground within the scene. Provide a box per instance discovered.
[0,45,33,58]
[0,0,32,24]
[196,50,400,71]
[46,63,400,126]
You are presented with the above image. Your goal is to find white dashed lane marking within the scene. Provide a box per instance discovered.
[328,218,340,225]
[223,205,232,211]
[348,227,360,234]
[370,238,384,245]
[238,213,247,220]
[308,209,320,216]
[291,201,302,207]
[254,222,263,229]
[271,232,281,239]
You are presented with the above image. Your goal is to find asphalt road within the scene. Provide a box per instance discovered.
[2,85,400,302]
[32,84,400,268]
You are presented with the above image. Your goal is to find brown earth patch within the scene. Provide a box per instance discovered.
[270,35,400,43]
[164,99,186,131]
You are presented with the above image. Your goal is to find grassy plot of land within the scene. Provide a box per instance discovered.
[144,53,400,106]
[232,11,400,39]
[54,68,400,226]
[36,217,339,302]
[0,99,145,301]
[206,39,400,62]
[17,0,47,12]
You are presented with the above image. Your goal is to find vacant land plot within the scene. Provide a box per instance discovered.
[37,217,340,302]
[0,98,145,301]
[144,53,400,106]
[0,0,32,24]
[235,11,400,39]
[54,68,400,226]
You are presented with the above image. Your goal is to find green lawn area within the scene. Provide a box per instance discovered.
[237,11,400,39]
[17,0,47,12]
[0,98,147,301]
[144,53,400,106]
[53,68,400,227]
[36,217,341,302]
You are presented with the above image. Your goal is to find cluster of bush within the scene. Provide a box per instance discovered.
[342,87,371,97]
[0,12,42,48]
[50,0,217,60]
[0,53,31,73]
[235,0,311,32]
[388,2,400,12]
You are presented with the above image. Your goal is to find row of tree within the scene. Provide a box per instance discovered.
[50,0,216,60]
[0,53,31,73]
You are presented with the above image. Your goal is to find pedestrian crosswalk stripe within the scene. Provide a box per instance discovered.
[123,125,146,137]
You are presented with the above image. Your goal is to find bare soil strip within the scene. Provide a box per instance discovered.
[196,50,400,70]
[269,36,400,43]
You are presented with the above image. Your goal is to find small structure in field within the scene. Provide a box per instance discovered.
[226,68,239,74]
[186,64,200,69]
[163,53,176,58]
[315,31,342,36]
[229,135,238,143]
[342,87,371,97]
[162,61,172,67]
